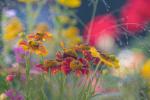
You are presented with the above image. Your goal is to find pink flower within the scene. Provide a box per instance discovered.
[121,0,150,34]
[83,15,118,46]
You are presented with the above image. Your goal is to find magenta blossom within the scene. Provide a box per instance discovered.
[13,47,26,63]
[5,89,24,100]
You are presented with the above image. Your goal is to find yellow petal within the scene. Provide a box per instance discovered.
[57,0,81,8]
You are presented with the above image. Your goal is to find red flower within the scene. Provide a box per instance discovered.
[78,58,89,68]
[83,15,118,46]
[6,75,15,82]
[36,64,49,73]
[61,57,72,75]
[36,60,61,75]
[82,50,93,61]
[50,65,61,75]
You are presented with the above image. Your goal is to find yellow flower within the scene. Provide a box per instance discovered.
[3,17,23,40]
[0,93,7,100]
[62,26,82,47]
[35,23,49,33]
[62,26,79,38]
[90,47,120,68]
[18,0,37,3]
[57,15,71,24]
[141,60,150,79]
[57,0,81,8]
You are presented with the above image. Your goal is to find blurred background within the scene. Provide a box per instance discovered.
[1,1,150,99]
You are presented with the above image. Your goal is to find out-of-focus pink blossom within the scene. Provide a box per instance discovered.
[121,0,150,34]
[5,89,24,100]
[13,47,26,64]
[6,75,15,82]
[83,15,118,46]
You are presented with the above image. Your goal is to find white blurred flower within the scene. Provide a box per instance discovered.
[3,9,16,18]
[113,49,145,78]
[118,49,134,68]
[0,93,7,100]
[96,34,116,52]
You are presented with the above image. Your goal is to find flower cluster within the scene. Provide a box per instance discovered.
[36,44,120,76]
[18,32,52,56]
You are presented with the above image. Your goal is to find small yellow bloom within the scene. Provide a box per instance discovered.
[62,26,79,38]
[62,26,82,47]
[35,23,49,33]
[57,15,71,24]
[0,93,7,100]
[90,47,100,58]
[18,0,37,3]
[57,0,81,8]
[90,47,120,68]
[3,17,23,40]
[141,60,150,79]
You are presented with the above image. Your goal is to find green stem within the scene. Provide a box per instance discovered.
[87,0,99,44]
[84,62,101,100]
[26,0,46,33]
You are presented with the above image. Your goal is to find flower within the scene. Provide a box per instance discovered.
[63,49,78,58]
[141,60,150,80]
[57,15,72,24]
[57,0,81,8]
[19,40,48,56]
[5,89,24,100]
[61,57,72,74]
[6,75,15,82]
[62,26,82,47]
[3,17,23,40]
[36,60,60,74]
[34,23,49,33]
[83,15,118,46]
[3,9,16,18]
[28,32,52,41]
[13,47,26,63]
[35,44,119,76]
[90,47,120,68]
[121,3,148,33]
[0,93,7,100]
[121,0,150,34]
[70,59,83,70]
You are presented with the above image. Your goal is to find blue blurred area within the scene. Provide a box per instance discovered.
[0,0,126,30]
[0,0,127,49]
[77,0,126,30]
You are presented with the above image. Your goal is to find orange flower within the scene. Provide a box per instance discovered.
[28,32,52,41]
[19,40,48,56]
